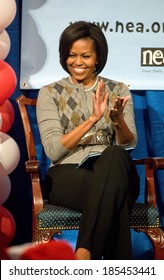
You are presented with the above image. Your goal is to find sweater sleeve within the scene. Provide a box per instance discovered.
[115,82,138,148]
[36,86,70,162]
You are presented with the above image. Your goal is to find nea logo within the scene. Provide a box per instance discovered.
[141,48,164,66]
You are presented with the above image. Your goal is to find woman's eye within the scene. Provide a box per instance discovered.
[68,54,90,58]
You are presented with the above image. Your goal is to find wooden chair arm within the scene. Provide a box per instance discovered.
[25,159,44,215]
[16,96,44,239]
[134,157,164,170]
[134,157,164,208]
[25,159,39,173]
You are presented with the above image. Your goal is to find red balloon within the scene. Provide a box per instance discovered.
[0,99,15,132]
[0,205,16,248]
[0,61,17,105]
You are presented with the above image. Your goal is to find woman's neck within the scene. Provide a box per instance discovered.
[70,75,97,86]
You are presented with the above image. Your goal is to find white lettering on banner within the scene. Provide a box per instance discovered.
[141,49,164,66]
[20,0,164,90]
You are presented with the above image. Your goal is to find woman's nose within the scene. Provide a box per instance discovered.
[75,56,83,65]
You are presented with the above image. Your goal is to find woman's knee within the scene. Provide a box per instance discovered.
[103,145,131,160]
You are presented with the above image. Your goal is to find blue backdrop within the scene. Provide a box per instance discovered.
[3,0,164,259]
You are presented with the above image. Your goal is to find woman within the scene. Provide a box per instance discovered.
[36,21,140,260]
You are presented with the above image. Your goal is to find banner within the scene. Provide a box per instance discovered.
[20,0,164,90]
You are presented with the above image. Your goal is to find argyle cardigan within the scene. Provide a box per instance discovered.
[36,76,137,164]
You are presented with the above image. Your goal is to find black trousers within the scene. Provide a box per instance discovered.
[45,145,140,260]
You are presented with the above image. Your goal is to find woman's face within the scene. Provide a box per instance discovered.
[66,38,98,86]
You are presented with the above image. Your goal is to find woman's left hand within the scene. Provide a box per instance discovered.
[109,95,130,125]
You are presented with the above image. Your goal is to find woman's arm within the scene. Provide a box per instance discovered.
[109,83,137,147]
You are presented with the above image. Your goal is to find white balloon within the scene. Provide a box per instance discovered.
[0,175,11,204]
[0,132,20,176]
[0,0,17,32]
[0,29,11,60]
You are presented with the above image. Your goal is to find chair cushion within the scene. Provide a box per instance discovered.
[37,204,82,230]
[130,202,160,228]
[37,202,160,230]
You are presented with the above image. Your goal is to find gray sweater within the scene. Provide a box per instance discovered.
[36,76,137,165]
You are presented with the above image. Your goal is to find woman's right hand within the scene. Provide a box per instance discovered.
[90,79,108,123]
[61,80,108,150]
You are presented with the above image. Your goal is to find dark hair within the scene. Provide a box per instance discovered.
[59,21,108,75]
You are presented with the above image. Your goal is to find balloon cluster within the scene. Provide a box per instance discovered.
[0,0,20,250]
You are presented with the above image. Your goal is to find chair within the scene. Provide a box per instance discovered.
[16,94,164,259]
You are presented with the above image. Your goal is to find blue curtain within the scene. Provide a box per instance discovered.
[132,90,164,227]
[130,91,164,259]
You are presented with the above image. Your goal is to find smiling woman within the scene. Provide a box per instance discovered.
[36,21,139,260]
